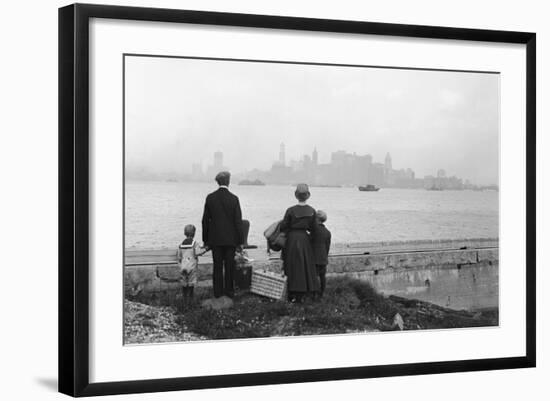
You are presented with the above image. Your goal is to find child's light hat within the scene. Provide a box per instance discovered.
[316,210,327,222]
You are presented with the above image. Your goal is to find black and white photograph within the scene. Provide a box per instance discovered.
[0,0,544,398]
[123,55,500,344]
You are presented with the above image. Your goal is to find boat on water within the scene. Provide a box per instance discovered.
[238,179,266,186]
[427,185,444,191]
[358,184,380,192]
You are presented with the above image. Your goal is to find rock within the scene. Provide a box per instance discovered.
[201,296,234,311]
[141,318,157,328]
[392,313,404,330]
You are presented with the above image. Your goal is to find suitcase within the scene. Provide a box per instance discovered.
[250,269,287,301]
[234,251,252,290]
[234,263,252,290]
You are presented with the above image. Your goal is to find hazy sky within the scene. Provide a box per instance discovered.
[125,56,499,185]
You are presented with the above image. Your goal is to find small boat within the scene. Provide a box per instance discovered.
[427,185,443,191]
[238,179,265,186]
[358,184,380,192]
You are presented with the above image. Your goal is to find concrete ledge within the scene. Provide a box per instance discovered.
[477,248,499,264]
[125,238,499,266]
[125,240,499,310]
[336,237,498,254]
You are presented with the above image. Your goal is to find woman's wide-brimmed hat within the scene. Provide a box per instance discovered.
[295,183,310,200]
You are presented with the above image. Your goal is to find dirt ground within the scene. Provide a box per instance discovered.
[124,277,497,344]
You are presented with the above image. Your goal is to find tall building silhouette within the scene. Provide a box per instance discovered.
[205,151,225,178]
[279,143,286,166]
[213,151,223,170]
[312,147,318,165]
[384,152,392,170]
[384,152,393,185]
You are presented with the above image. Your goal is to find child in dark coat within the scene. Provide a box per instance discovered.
[312,210,331,297]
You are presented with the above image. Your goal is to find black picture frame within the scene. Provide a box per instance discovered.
[59,3,536,397]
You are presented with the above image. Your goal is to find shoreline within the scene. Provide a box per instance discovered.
[125,238,498,312]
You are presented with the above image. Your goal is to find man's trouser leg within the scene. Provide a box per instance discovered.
[223,246,236,297]
[212,247,224,298]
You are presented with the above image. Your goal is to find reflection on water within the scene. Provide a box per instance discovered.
[125,181,499,250]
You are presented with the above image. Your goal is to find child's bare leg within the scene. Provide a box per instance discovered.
[181,286,191,310]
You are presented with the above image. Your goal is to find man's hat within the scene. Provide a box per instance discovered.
[215,171,231,185]
[295,183,310,200]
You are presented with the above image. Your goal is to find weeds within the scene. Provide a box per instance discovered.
[130,276,498,342]
[178,277,392,339]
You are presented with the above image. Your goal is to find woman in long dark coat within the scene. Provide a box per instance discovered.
[280,183,320,302]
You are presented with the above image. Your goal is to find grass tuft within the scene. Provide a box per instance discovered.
[178,277,397,339]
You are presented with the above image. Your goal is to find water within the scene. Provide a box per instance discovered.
[125,181,499,250]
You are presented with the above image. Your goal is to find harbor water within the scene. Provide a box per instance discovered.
[125,181,499,250]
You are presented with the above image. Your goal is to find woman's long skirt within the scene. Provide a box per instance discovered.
[283,231,320,294]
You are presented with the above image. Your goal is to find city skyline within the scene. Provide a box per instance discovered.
[125,56,499,185]
[126,142,498,186]
[127,144,496,188]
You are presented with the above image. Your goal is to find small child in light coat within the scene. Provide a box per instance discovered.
[177,224,208,305]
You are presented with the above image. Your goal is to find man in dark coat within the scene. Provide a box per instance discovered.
[201,171,244,298]
[311,210,331,297]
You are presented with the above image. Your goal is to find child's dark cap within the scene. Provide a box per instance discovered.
[184,224,196,237]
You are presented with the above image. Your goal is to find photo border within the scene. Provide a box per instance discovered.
[59,3,536,397]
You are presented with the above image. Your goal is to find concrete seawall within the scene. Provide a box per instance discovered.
[125,238,498,311]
